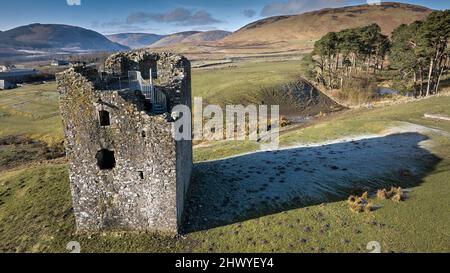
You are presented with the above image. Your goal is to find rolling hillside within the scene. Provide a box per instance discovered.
[0,24,129,53]
[148,30,231,48]
[0,2,433,60]
[106,33,165,49]
[181,30,231,44]
[220,2,431,46]
[151,2,432,60]
[148,31,202,48]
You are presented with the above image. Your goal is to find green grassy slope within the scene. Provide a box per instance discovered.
[191,96,450,253]
[192,61,301,106]
[0,83,63,146]
[0,89,449,252]
[1,58,450,252]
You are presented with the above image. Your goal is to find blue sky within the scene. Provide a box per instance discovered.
[0,0,449,35]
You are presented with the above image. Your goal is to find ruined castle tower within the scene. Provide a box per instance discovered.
[57,51,192,233]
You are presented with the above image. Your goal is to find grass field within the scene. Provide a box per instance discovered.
[192,60,301,106]
[0,62,449,253]
[0,83,63,146]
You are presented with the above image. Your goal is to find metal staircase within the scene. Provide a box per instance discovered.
[128,71,167,114]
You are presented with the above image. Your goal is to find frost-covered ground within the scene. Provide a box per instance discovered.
[185,124,443,232]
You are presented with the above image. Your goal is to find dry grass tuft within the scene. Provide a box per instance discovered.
[348,191,374,213]
[377,187,406,203]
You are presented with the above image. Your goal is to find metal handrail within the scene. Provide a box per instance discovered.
[128,70,167,113]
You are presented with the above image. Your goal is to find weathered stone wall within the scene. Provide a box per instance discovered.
[57,51,192,233]
[104,51,191,112]
[104,51,159,79]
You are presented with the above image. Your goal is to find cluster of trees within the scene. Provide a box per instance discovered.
[390,11,450,96]
[313,23,390,89]
[311,10,450,97]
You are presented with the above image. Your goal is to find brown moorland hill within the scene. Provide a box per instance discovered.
[181,30,232,44]
[220,2,431,46]
[149,2,432,60]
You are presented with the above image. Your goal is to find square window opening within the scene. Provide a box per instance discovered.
[99,110,111,126]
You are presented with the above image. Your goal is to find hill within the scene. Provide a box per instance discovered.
[148,31,231,48]
[0,23,129,53]
[180,30,231,44]
[148,31,201,48]
[151,2,432,60]
[220,2,431,46]
[106,33,165,49]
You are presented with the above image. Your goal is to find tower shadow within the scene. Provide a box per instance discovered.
[183,133,441,233]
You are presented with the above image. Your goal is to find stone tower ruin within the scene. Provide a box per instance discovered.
[57,51,192,233]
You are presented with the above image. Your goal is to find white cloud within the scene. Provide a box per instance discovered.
[367,0,381,5]
[126,8,222,26]
[243,9,257,18]
[66,0,81,6]
[261,0,358,17]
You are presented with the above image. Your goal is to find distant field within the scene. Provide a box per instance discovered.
[192,60,301,106]
[0,83,63,146]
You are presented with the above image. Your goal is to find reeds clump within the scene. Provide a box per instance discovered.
[377,187,406,203]
[348,192,373,213]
